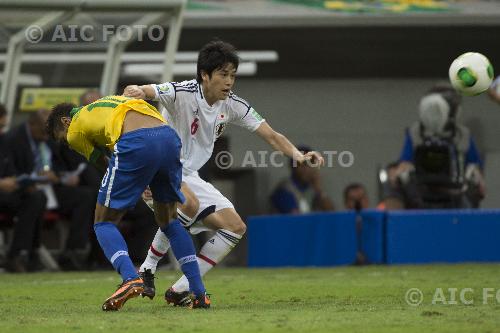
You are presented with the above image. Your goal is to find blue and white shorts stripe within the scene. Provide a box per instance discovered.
[97,126,185,210]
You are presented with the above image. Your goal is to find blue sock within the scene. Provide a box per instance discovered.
[162,219,205,296]
[94,222,138,282]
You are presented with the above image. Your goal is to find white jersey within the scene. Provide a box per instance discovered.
[152,79,265,174]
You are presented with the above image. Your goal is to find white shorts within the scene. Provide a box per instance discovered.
[182,171,234,234]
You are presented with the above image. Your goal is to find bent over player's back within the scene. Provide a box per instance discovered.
[67,95,164,161]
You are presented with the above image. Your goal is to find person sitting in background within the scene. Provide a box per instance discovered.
[0,105,7,134]
[80,89,103,106]
[377,161,406,210]
[271,145,334,214]
[343,183,369,211]
[0,104,47,272]
[5,109,95,270]
[389,84,485,209]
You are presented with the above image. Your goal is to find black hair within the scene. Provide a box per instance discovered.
[46,102,75,141]
[343,183,366,203]
[197,40,239,83]
[0,104,6,118]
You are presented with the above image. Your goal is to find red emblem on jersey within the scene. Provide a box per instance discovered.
[191,118,199,135]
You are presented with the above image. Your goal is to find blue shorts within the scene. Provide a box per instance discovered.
[97,126,185,210]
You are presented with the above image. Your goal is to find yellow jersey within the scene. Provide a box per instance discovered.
[67,95,166,162]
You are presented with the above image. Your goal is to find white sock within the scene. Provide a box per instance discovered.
[139,228,170,274]
[140,209,194,274]
[172,229,242,292]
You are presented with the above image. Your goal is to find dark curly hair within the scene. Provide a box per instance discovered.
[197,40,239,83]
[46,102,75,141]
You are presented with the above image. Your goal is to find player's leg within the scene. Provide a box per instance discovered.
[166,175,244,302]
[169,207,244,295]
[94,204,145,311]
[139,183,199,299]
[140,183,198,275]
[94,129,166,311]
[148,126,209,308]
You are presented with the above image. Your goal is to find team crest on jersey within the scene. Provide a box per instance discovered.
[157,83,170,94]
[215,123,227,138]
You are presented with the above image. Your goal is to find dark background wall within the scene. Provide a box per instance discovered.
[4,24,500,209]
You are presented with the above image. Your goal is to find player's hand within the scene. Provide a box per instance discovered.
[488,77,500,104]
[303,151,324,167]
[123,85,146,99]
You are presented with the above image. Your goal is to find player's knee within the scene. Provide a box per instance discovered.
[226,218,247,235]
[180,195,199,218]
[94,204,123,224]
[166,202,178,222]
[152,201,177,228]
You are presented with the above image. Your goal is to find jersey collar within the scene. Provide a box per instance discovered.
[70,107,82,118]
[198,82,204,100]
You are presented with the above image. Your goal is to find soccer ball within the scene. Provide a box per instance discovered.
[448,52,494,96]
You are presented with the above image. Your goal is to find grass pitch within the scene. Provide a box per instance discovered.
[0,264,499,333]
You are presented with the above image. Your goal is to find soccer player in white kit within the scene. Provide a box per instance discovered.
[124,40,323,306]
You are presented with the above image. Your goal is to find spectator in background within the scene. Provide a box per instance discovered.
[343,183,369,211]
[0,104,47,272]
[389,85,485,209]
[377,161,405,210]
[271,145,334,214]
[5,109,95,270]
[80,89,102,106]
[0,104,7,133]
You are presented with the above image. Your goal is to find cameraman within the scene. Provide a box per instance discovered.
[387,85,485,209]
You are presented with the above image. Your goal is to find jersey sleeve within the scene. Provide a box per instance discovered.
[67,131,100,164]
[151,82,176,108]
[227,94,265,132]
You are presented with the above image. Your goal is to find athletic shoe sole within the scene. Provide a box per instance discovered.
[102,282,145,311]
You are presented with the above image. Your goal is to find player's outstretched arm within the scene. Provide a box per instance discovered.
[123,85,156,100]
[255,122,324,167]
[488,77,500,105]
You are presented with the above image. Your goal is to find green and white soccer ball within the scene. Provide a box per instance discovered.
[448,52,494,96]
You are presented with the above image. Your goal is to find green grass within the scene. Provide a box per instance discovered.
[1,264,500,333]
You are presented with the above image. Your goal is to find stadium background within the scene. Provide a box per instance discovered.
[2,0,500,211]
[1,1,500,332]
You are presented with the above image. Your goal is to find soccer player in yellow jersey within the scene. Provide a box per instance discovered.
[46,96,210,310]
